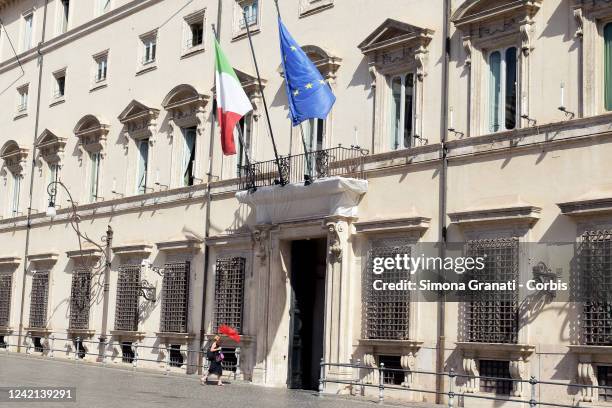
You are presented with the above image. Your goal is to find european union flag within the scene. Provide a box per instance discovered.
[278,17,336,126]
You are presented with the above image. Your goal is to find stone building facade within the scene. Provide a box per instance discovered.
[0,0,611,406]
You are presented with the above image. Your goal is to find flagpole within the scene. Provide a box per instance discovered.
[243,10,286,185]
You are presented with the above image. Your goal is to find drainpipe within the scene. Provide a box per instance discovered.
[436,0,451,403]
[198,0,223,376]
[98,226,113,358]
[17,0,49,353]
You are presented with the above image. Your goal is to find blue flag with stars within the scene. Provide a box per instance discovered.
[278,17,336,126]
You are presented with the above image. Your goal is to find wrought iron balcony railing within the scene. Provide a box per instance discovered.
[238,146,368,191]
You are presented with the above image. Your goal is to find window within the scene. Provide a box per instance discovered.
[213,257,246,333]
[53,71,66,99]
[580,230,612,345]
[160,262,190,333]
[136,139,149,194]
[59,0,70,34]
[69,267,91,330]
[169,345,184,367]
[236,113,252,176]
[97,0,111,16]
[389,73,415,150]
[33,336,43,353]
[605,23,612,111]
[89,152,100,203]
[240,1,258,29]
[364,239,411,340]
[488,47,517,133]
[479,360,512,395]
[598,366,612,401]
[29,271,49,329]
[379,355,403,385]
[22,12,33,51]
[302,118,324,177]
[114,265,140,332]
[183,11,205,53]
[181,127,196,186]
[121,342,134,363]
[141,33,157,65]
[94,54,108,83]
[0,273,13,328]
[10,173,21,217]
[465,238,519,344]
[17,85,28,113]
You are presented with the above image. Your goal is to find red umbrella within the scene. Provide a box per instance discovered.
[219,324,241,343]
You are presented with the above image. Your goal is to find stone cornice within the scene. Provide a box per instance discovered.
[452,0,542,29]
[449,205,541,228]
[0,256,21,268]
[568,345,612,355]
[357,339,423,350]
[558,197,612,218]
[206,233,252,248]
[354,217,431,235]
[66,248,102,260]
[112,243,153,257]
[456,342,536,359]
[156,239,202,253]
[27,252,59,265]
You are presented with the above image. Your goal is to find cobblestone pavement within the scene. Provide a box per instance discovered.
[0,354,441,408]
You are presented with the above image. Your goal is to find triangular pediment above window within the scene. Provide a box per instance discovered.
[358,18,434,55]
[118,100,159,125]
[35,129,66,163]
[234,68,266,98]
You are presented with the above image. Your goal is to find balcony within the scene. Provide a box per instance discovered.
[238,146,368,191]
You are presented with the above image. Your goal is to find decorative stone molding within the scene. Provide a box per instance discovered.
[558,196,612,218]
[118,100,160,144]
[252,225,271,266]
[156,332,195,371]
[73,115,109,153]
[35,129,66,164]
[206,233,252,248]
[0,140,29,175]
[303,45,342,83]
[0,256,21,268]
[462,355,480,393]
[27,253,59,266]
[358,339,423,389]
[66,248,102,260]
[235,68,266,101]
[326,221,343,263]
[449,205,541,228]
[362,353,377,385]
[156,239,202,254]
[354,216,431,235]
[112,243,153,257]
[299,0,333,17]
[567,345,612,402]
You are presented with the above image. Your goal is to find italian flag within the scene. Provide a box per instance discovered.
[214,38,253,155]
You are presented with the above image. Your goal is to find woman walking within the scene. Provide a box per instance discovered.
[202,335,224,386]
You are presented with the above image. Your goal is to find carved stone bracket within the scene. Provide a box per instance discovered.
[35,129,66,165]
[462,355,480,393]
[0,141,29,176]
[118,100,160,144]
[326,221,343,263]
[401,352,417,388]
[363,353,377,384]
[573,6,584,38]
[509,358,528,397]
[577,360,597,402]
[252,225,271,266]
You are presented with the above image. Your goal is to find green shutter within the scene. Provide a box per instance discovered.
[605,23,612,111]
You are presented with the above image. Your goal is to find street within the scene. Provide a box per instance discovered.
[0,354,430,408]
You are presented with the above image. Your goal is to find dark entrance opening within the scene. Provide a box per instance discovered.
[288,238,327,390]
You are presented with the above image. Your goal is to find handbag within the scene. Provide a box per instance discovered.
[206,349,216,360]
[215,352,225,362]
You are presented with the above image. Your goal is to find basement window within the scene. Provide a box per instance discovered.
[378,355,403,385]
[33,336,43,353]
[169,344,183,367]
[0,336,6,348]
[220,347,238,372]
[598,366,612,401]
[479,360,512,395]
[121,342,134,363]
[73,338,86,359]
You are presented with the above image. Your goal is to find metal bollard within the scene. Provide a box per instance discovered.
[50,335,55,358]
[74,337,80,363]
[378,362,385,404]
[448,368,456,408]
[132,342,138,371]
[355,358,362,395]
[318,358,325,395]
[165,345,171,375]
[25,335,31,356]
[529,376,537,408]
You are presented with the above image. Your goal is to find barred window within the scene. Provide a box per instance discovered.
[598,366,612,401]
[580,230,612,346]
[29,271,49,328]
[69,267,91,330]
[214,257,245,333]
[160,262,190,333]
[364,239,411,340]
[479,359,512,395]
[0,273,12,327]
[379,355,403,385]
[465,238,519,344]
[114,265,141,332]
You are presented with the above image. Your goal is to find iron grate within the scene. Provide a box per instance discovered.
[479,359,512,395]
[29,271,49,328]
[364,239,411,340]
[580,230,612,346]
[0,273,12,327]
[114,264,141,332]
[598,365,612,401]
[465,238,519,344]
[214,257,245,333]
[160,262,190,333]
[69,267,91,330]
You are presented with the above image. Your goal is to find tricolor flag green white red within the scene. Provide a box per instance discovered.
[214,38,253,155]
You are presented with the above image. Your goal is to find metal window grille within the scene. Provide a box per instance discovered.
[364,239,411,340]
[221,347,238,372]
[29,271,49,328]
[73,338,86,359]
[160,262,190,333]
[465,238,519,344]
[0,336,6,348]
[479,359,512,394]
[580,230,612,346]
[33,336,43,353]
[214,257,245,333]
[114,265,141,332]
[121,342,134,363]
[0,273,13,327]
[69,267,91,330]
[378,355,403,385]
[169,344,184,367]
[599,366,612,401]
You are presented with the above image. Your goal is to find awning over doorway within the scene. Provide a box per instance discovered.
[236,176,367,224]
